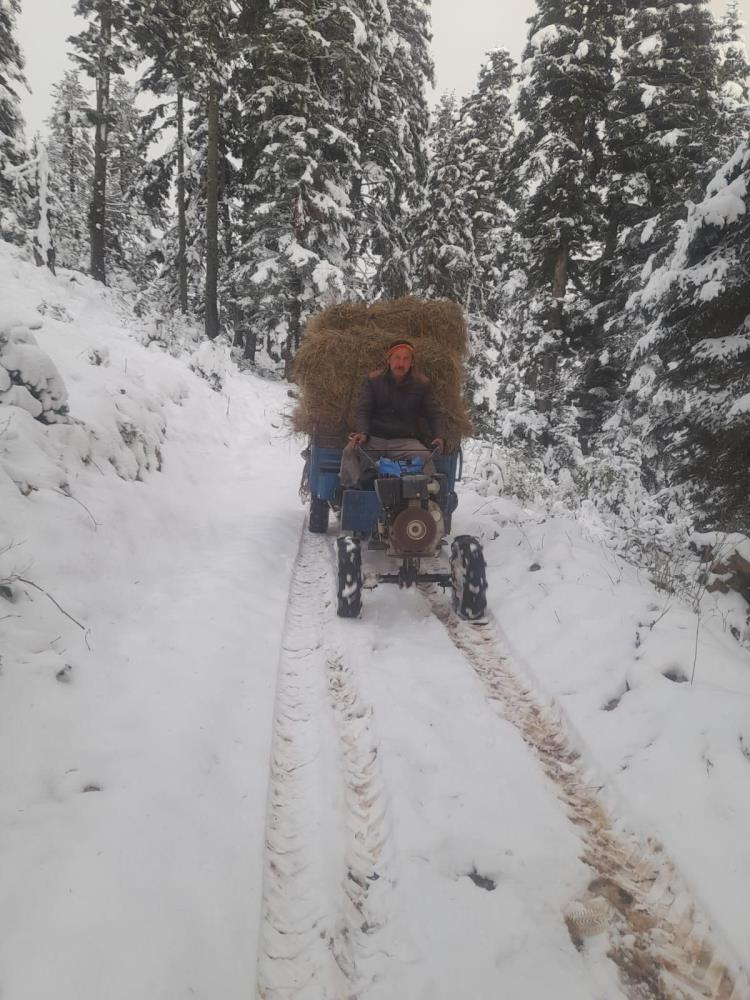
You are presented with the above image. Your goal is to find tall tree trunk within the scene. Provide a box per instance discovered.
[176,86,188,314]
[90,1,111,284]
[538,242,568,414]
[205,76,220,340]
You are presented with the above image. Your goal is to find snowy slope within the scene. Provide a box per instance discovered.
[459,485,750,972]
[0,244,302,998]
[2,242,750,999]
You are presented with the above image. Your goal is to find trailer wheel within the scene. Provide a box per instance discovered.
[450,535,487,620]
[337,537,362,618]
[309,496,330,534]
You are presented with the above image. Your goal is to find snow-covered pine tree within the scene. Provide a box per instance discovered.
[232,0,362,370]
[455,49,516,433]
[130,0,239,334]
[357,0,433,299]
[629,141,750,530]
[502,0,615,469]
[0,0,30,246]
[607,0,718,264]
[131,0,195,314]
[28,136,56,272]
[46,69,93,271]
[408,92,476,304]
[70,0,137,283]
[586,0,719,445]
[715,0,750,157]
[107,76,161,289]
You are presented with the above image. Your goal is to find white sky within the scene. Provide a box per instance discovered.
[15,0,750,138]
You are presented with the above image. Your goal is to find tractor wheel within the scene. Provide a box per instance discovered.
[309,495,330,534]
[450,535,488,620]
[337,537,362,618]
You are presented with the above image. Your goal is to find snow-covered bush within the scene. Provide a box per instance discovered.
[189,338,233,393]
[467,429,699,611]
[141,313,202,359]
[0,321,68,423]
[464,438,578,510]
[581,432,693,564]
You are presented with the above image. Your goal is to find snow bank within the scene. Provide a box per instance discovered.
[0,241,302,1000]
[458,446,750,967]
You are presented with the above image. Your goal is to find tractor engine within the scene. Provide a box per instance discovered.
[374,470,447,557]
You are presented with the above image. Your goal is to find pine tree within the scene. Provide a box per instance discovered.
[232,0,362,369]
[502,0,616,467]
[125,0,240,329]
[131,0,195,313]
[107,77,160,286]
[0,0,30,245]
[358,0,434,298]
[409,93,476,304]
[28,136,56,272]
[588,0,720,444]
[47,69,93,270]
[608,0,718,240]
[455,49,516,434]
[70,0,136,283]
[715,0,750,157]
[629,141,750,530]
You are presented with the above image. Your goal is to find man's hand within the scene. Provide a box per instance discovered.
[349,432,369,448]
[431,438,445,455]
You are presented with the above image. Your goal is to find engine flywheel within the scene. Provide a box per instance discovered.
[391,506,438,553]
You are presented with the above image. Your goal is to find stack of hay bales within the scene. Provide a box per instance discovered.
[292,296,473,449]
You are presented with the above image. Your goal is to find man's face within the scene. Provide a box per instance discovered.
[388,347,413,381]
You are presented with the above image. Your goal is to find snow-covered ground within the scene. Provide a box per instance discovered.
[2,242,750,999]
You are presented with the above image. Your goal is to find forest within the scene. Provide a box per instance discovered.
[1,0,749,542]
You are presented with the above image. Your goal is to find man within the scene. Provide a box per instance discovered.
[339,339,446,487]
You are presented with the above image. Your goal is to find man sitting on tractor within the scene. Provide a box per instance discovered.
[339,339,446,487]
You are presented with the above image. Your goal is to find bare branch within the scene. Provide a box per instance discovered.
[53,489,100,530]
[17,576,87,632]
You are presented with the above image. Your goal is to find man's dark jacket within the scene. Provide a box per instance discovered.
[355,368,445,442]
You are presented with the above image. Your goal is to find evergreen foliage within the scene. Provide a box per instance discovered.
[363,0,434,298]
[70,0,138,282]
[0,0,29,245]
[587,0,720,443]
[454,49,515,433]
[629,141,750,531]
[130,0,197,314]
[498,0,616,470]
[715,0,750,156]
[232,0,363,370]
[27,136,56,272]
[47,70,93,270]
[107,77,161,287]
[409,93,476,305]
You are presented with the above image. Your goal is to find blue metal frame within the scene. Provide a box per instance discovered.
[308,441,462,534]
[309,445,344,502]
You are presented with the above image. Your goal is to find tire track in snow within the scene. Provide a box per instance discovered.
[324,649,398,993]
[426,594,750,1000]
[256,530,341,999]
[256,530,396,999]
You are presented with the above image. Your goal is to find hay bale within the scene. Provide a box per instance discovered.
[292,299,473,449]
[304,296,468,355]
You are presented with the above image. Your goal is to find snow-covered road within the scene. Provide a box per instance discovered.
[258,527,749,1000]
